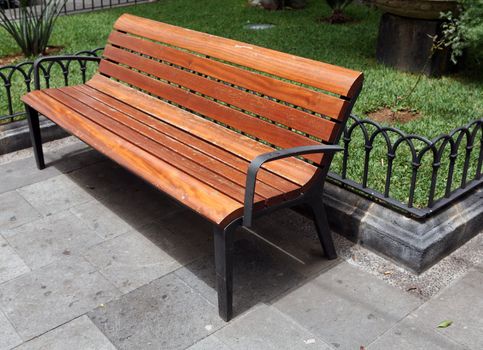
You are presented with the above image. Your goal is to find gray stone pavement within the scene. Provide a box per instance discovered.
[2,0,152,21]
[0,138,482,350]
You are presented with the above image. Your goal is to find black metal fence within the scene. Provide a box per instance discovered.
[1,52,481,219]
[0,48,102,122]
[328,115,482,218]
[2,0,152,20]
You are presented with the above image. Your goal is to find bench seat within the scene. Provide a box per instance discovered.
[22,75,317,226]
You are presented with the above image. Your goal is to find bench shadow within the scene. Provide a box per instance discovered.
[54,144,345,318]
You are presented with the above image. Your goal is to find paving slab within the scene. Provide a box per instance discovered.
[17,174,94,216]
[0,157,60,194]
[87,180,182,230]
[477,260,483,272]
[14,315,116,350]
[159,208,213,239]
[1,134,482,349]
[144,212,214,264]
[367,313,467,350]
[0,236,30,285]
[70,200,134,240]
[0,255,120,340]
[274,262,422,350]
[0,310,22,350]
[88,273,224,350]
[43,141,106,174]
[2,211,104,270]
[250,209,339,277]
[408,268,483,349]
[68,160,141,200]
[175,236,305,317]
[187,335,230,350]
[0,191,41,230]
[83,230,181,294]
[215,304,332,350]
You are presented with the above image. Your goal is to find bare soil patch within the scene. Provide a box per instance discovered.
[318,10,355,24]
[368,107,422,124]
[0,46,63,66]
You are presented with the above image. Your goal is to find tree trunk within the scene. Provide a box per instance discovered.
[376,13,455,77]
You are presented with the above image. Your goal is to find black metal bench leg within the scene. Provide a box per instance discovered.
[25,105,45,170]
[213,221,237,321]
[309,199,337,260]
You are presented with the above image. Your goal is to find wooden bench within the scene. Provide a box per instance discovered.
[22,14,363,321]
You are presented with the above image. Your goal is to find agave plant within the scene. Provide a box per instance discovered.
[0,0,66,57]
[326,0,354,23]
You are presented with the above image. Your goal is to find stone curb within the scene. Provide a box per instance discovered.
[323,182,483,273]
[0,117,69,155]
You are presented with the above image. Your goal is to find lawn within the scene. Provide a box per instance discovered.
[1,0,482,208]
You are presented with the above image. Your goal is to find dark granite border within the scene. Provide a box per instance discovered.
[0,117,68,155]
[323,182,483,273]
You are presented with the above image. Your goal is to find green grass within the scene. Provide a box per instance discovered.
[0,0,481,209]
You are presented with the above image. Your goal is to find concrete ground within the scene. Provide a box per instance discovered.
[2,0,151,21]
[0,138,482,350]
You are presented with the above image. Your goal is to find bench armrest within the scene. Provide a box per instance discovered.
[33,55,101,90]
[243,144,342,227]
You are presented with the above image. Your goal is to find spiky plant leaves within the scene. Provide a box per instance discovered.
[0,0,66,57]
[326,0,354,11]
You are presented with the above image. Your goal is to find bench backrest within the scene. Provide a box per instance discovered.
[98,14,363,164]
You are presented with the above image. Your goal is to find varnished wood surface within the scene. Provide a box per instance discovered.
[113,14,363,98]
[72,84,300,195]
[102,44,340,142]
[87,75,318,186]
[22,14,364,225]
[106,31,350,121]
[22,90,246,226]
[98,60,326,163]
[22,81,317,224]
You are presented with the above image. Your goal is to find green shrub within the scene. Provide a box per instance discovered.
[326,0,353,12]
[441,0,483,64]
[325,0,354,23]
[0,0,66,57]
[259,0,307,10]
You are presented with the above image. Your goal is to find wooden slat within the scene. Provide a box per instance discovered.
[22,91,245,226]
[87,75,318,186]
[107,31,350,121]
[62,85,288,202]
[73,84,300,195]
[113,14,363,97]
[44,87,265,205]
[98,60,326,163]
[103,45,339,142]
